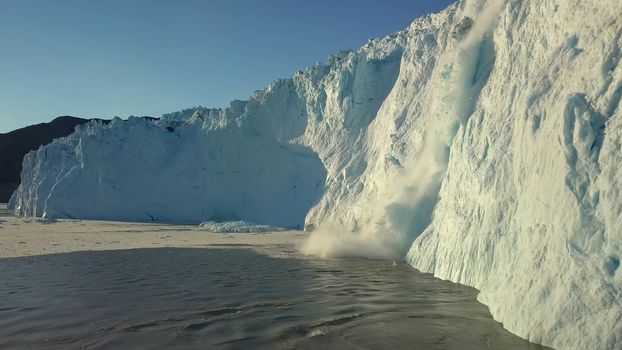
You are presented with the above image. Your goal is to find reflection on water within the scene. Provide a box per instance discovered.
[0,248,551,349]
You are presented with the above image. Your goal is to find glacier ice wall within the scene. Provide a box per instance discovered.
[10,115,327,227]
[407,1,622,349]
[9,0,622,348]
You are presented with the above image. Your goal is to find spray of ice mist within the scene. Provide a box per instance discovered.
[302,0,506,260]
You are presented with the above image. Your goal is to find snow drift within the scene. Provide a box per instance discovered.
[9,0,622,348]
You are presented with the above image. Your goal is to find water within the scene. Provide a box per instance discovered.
[0,247,551,349]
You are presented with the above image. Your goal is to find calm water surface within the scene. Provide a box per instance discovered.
[0,247,551,349]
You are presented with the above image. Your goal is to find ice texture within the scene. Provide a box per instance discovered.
[10,115,326,228]
[198,221,287,233]
[9,0,622,348]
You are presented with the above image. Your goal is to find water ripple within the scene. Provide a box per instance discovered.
[0,248,551,350]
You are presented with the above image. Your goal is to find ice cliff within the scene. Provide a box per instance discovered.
[9,0,622,348]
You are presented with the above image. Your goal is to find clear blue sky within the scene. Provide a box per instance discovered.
[0,0,454,133]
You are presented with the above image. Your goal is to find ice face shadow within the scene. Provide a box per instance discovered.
[0,248,552,349]
[27,128,327,229]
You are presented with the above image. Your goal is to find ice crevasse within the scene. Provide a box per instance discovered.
[9,0,622,349]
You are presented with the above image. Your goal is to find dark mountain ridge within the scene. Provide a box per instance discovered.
[0,116,99,201]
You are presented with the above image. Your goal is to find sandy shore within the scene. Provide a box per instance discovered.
[0,203,307,259]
